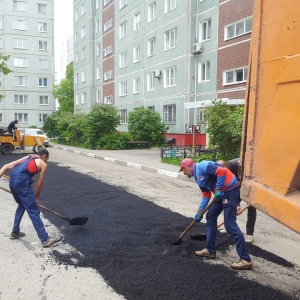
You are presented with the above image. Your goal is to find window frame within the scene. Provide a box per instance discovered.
[165,28,177,51]
[163,104,176,124]
[223,66,248,85]
[164,67,177,87]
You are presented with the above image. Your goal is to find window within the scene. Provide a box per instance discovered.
[96,43,101,56]
[165,28,177,50]
[0,38,2,48]
[75,94,79,105]
[225,18,252,40]
[165,0,176,13]
[134,13,141,31]
[96,67,101,80]
[165,67,176,87]
[223,67,248,85]
[75,10,78,21]
[104,71,113,80]
[15,113,28,123]
[119,21,127,39]
[39,95,49,105]
[96,90,101,102]
[104,96,113,104]
[147,73,155,91]
[14,76,28,86]
[119,0,127,10]
[75,73,79,84]
[0,0,2,10]
[39,78,48,87]
[104,19,112,31]
[74,32,78,43]
[133,77,140,94]
[0,113,2,122]
[0,19,2,30]
[14,95,28,104]
[13,38,28,49]
[38,22,48,32]
[148,2,156,22]
[38,59,48,69]
[96,0,101,9]
[104,45,112,57]
[14,57,28,68]
[163,104,176,123]
[38,3,47,14]
[75,52,79,63]
[119,51,127,68]
[148,106,155,110]
[133,45,140,63]
[81,25,86,38]
[82,71,86,82]
[13,20,27,30]
[13,1,27,11]
[81,2,86,16]
[104,0,112,6]
[97,20,101,33]
[119,81,127,96]
[120,109,127,124]
[81,92,87,103]
[38,40,48,51]
[198,60,210,82]
[82,47,86,60]
[39,114,48,123]
[148,37,155,57]
[200,19,211,41]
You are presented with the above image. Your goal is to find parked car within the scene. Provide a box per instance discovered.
[21,128,50,147]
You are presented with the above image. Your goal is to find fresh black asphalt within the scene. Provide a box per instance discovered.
[1,154,295,300]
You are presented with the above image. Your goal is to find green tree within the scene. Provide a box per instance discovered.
[84,104,120,149]
[53,62,74,113]
[205,99,244,160]
[128,106,169,146]
[0,54,12,75]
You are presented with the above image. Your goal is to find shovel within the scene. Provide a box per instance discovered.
[39,204,88,226]
[173,197,217,245]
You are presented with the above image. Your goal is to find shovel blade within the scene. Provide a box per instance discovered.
[69,217,89,226]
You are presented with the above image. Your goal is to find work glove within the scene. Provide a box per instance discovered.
[215,190,224,200]
[194,210,203,223]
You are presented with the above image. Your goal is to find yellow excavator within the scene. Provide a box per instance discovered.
[0,128,45,155]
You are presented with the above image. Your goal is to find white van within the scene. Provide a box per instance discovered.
[21,128,50,147]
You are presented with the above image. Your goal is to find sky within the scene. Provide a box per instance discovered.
[53,0,73,82]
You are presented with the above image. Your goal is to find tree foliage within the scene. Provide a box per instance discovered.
[128,106,169,146]
[53,62,74,113]
[0,54,12,75]
[84,104,121,148]
[205,100,244,160]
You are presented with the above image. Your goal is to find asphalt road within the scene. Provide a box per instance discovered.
[0,148,299,300]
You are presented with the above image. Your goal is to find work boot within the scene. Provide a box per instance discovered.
[231,259,252,270]
[195,248,216,259]
[245,234,254,243]
[42,236,62,248]
[10,232,26,239]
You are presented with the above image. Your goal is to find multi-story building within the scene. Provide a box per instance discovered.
[0,0,55,128]
[73,0,253,140]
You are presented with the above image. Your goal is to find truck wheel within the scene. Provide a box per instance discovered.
[1,144,14,155]
[33,144,45,154]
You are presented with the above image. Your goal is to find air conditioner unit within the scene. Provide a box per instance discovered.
[153,69,161,78]
[193,43,203,54]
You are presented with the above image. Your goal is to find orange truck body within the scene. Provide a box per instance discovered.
[240,0,300,234]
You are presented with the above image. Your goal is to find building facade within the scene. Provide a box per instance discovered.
[73,0,253,137]
[0,0,55,128]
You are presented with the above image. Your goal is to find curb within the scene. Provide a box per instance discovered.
[53,146,192,182]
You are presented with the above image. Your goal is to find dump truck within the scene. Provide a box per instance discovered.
[0,128,45,155]
[240,0,300,234]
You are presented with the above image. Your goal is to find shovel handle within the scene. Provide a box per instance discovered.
[38,204,70,222]
[0,185,11,194]
[178,197,217,240]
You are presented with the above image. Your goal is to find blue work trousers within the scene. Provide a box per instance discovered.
[206,186,251,262]
[10,174,48,243]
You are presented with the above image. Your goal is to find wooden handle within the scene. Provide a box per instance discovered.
[217,204,251,228]
[38,204,70,222]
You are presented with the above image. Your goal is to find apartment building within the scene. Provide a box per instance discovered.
[73,0,253,136]
[0,0,55,128]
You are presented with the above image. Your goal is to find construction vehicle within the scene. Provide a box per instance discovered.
[0,128,45,155]
[240,0,300,234]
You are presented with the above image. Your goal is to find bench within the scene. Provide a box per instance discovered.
[126,141,150,149]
